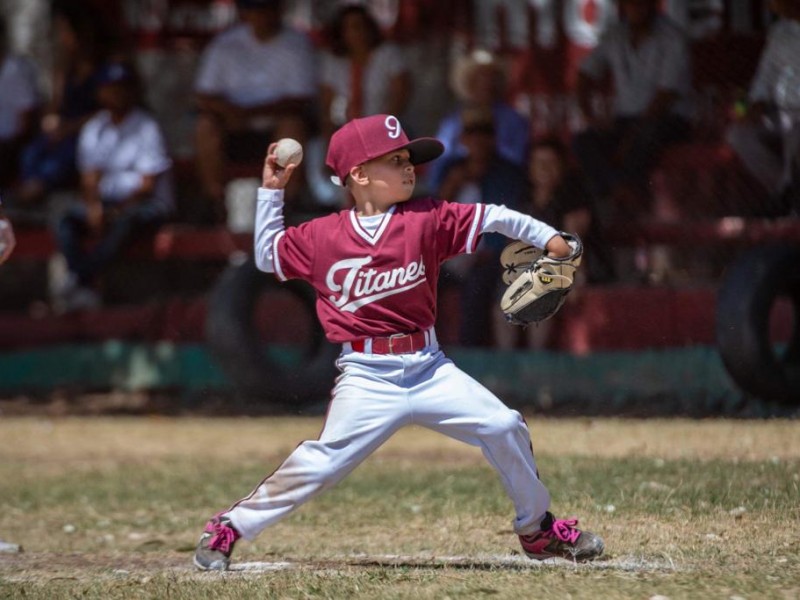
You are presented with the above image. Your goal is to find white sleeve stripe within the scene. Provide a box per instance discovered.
[272,230,287,281]
[465,204,484,254]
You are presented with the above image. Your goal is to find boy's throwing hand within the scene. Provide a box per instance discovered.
[262,142,299,190]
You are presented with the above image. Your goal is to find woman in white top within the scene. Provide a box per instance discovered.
[319,5,411,136]
[306,5,413,207]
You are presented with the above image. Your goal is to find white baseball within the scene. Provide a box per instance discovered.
[274,138,304,168]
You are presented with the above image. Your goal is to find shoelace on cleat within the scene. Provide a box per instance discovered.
[206,518,239,553]
[547,518,581,544]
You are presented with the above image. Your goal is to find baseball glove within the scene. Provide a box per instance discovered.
[499,233,583,325]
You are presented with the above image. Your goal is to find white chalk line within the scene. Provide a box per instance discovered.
[228,553,678,573]
[0,553,678,584]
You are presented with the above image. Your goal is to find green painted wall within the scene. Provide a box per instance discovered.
[0,342,755,416]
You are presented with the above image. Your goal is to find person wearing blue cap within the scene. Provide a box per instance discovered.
[51,61,174,312]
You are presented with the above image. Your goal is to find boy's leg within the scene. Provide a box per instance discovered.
[407,353,548,535]
[223,355,412,540]
[195,357,411,570]
[407,352,603,560]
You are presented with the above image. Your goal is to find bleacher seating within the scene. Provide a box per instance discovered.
[1,28,791,356]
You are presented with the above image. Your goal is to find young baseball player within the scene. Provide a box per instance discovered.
[194,114,604,570]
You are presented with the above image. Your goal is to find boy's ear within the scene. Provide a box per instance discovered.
[349,165,369,186]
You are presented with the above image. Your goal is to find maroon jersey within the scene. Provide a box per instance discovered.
[272,197,484,343]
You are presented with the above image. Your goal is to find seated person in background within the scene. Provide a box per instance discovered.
[53,62,174,313]
[573,0,692,218]
[427,49,530,193]
[437,108,528,347]
[0,15,40,190]
[15,3,112,206]
[193,0,317,218]
[725,0,800,216]
[494,137,615,351]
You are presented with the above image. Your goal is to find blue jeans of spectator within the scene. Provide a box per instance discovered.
[56,199,172,287]
[573,115,690,202]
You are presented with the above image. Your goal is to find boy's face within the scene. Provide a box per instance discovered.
[357,149,416,203]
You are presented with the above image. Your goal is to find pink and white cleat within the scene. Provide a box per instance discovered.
[519,512,604,561]
[193,512,241,571]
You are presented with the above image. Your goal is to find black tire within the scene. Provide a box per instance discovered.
[716,243,800,405]
[205,257,339,408]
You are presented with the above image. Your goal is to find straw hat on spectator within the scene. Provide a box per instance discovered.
[450,49,507,103]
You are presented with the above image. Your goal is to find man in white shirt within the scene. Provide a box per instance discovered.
[726,0,800,216]
[193,0,318,214]
[53,62,174,312]
[573,0,692,216]
[0,16,40,189]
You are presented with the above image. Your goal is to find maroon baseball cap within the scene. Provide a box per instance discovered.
[326,114,444,186]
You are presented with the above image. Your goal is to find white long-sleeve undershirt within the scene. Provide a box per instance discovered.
[254,187,285,273]
[480,202,559,249]
[253,188,560,274]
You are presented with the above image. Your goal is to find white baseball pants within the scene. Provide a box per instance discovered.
[226,339,551,539]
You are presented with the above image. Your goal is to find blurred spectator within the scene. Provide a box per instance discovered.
[526,137,615,284]
[15,4,113,207]
[427,49,530,192]
[494,137,615,351]
[307,3,412,209]
[437,107,528,347]
[319,4,411,135]
[193,0,317,217]
[0,15,40,189]
[0,198,15,265]
[573,0,692,218]
[471,0,529,52]
[725,0,800,216]
[52,62,174,313]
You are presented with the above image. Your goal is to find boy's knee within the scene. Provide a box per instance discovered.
[483,408,525,439]
[293,441,349,487]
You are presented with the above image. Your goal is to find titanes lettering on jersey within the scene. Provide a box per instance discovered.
[326,256,427,313]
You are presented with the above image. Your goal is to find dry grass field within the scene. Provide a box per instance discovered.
[1,416,798,599]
